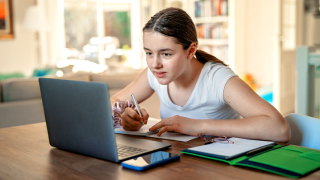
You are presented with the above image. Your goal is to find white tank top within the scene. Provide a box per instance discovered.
[147,62,240,120]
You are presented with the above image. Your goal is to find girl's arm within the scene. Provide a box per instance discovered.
[111,68,155,130]
[150,76,290,142]
[206,76,290,142]
[110,68,154,105]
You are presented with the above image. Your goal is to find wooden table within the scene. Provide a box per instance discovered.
[0,123,319,180]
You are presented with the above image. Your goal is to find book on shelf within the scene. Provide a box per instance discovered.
[199,45,229,64]
[196,23,228,39]
[194,0,228,18]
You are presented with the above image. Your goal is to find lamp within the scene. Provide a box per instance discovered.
[23,5,49,67]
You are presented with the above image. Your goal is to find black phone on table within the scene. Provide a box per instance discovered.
[121,151,180,171]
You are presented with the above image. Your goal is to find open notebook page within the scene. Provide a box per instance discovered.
[114,117,198,142]
[187,138,274,159]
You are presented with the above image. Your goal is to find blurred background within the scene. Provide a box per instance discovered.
[0,0,319,116]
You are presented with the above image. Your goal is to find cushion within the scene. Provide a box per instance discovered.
[0,72,26,102]
[1,73,90,102]
[90,71,140,89]
[0,99,45,128]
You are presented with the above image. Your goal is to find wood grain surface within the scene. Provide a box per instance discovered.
[0,123,319,180]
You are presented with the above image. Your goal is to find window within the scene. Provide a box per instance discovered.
[63,0,143,72]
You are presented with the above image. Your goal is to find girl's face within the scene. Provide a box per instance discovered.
[143,31,190,85]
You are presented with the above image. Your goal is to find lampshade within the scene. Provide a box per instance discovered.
[23,5,49,31]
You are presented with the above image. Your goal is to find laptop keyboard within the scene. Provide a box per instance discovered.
[117,145,147,159]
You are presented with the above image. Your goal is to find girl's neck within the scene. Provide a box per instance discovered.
[171,58,205,89]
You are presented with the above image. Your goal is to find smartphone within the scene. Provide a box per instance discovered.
[121,151,180,171]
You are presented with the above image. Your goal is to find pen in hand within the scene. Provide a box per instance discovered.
[131,93,145,125]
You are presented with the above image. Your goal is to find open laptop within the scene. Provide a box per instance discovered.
[39,78,171,163]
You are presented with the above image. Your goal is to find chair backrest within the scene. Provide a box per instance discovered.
[296,46,320,118]
[284,113,320,150]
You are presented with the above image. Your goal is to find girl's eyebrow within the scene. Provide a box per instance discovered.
[143,47,173,52]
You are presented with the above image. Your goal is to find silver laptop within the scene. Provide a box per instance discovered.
[39,78,171,162]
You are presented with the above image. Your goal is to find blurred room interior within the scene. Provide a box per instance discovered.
[0,0,319,125]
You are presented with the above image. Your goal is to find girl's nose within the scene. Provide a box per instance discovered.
[152,55,163,69]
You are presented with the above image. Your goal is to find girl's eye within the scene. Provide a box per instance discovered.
[146,52,153,56]
[162,53,171,57]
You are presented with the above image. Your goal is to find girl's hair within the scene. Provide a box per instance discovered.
[143,7,227,66]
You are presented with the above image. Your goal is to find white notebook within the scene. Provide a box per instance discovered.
[114,117,198,142]
[184,138,274,159]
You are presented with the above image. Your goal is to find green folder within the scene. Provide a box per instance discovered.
[181,145,320,178]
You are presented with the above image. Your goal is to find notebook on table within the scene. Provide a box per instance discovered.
[181,138,320,178]
[39,78,171,163]
[183,138,275,159]
[114,117,198,142]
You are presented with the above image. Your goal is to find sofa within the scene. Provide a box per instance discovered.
[0,71,161,128]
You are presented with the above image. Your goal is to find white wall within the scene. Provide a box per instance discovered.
[0,0,38,76]
[0,0,63,76]
[242,0,277,87]
[45,0,65,67]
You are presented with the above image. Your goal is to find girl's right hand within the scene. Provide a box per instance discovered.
[111,99,149,130]
[120,107,149,131]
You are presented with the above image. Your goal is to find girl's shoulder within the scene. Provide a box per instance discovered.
[201,62,238,88]
[202,62,234,75]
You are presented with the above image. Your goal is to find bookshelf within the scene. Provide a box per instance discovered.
[189,0,229,65]
[165,0,302,115]
[193,16,228,24]
[198,39,228,46]
[165,0,242,73]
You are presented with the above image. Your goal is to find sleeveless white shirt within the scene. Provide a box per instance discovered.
[147,62,240,120]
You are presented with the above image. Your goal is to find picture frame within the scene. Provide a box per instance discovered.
[0,0,14,39]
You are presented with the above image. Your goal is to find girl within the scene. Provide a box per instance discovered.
[111,7,290,142]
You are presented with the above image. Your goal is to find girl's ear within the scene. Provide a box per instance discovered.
[187,42,197,59]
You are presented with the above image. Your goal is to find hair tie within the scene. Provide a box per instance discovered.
[112,100,138,128]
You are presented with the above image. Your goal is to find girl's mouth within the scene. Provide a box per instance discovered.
[155,72,166,78]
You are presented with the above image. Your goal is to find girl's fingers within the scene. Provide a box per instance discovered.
[157,126,175,136]
[125,108,142,121]
[121,118,141,130]
[140,108,149,124]
[149,119,174,131]
[121,108,143,130]
[149,121,164,131]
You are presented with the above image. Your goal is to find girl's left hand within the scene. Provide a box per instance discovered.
[149,115,201,136]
